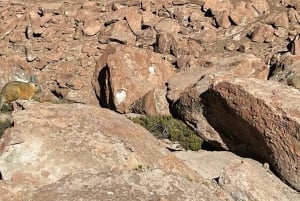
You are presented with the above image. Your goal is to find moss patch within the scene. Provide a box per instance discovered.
[130,115,202,151]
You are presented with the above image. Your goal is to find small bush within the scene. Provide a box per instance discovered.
[130,115,202,151]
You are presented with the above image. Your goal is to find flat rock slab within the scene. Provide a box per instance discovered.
[176,150,300,201]
[24,169,228,201]
[0,101,204,199]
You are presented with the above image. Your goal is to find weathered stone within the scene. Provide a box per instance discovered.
[208,76,300,191]
[142,11,162,28]
[171,73,300,191]
[154,18,181,33]
[130,88,170,116]
[214,10,231,28]
[40,2,63,14]
[157,32,175,54]
[8,28,25,43]
[98,20,136,45]
[92,45,175,113]
[225,42,236,51]
[189,11,205,22]
[81,1,97,9]
[0,101,215,199]
[76,9,97,22]
[290,38,300,56]
[104,7,136,25]
[251,24,274,43]
[136,29,157,47]
[173,6,192,25]
[0,17,18,40]
[274,12,289,29]
[167,53,269,103]
[125,7,142,35]
[0,56,33,87]
[229,1,255,26]
[25,44,38,62]
[83,18,103,36]
[202,0,232,28]
[249,0,269,15]
[176,151,300,201]
[24,170,229,201]
[81,43,100,56]
[189,29,217,44]
[288,8,300,25]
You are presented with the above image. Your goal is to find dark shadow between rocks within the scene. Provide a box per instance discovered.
[199,88,273,164]
[97,66,116,110]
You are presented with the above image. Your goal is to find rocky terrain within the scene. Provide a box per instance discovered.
[0,0,299,200]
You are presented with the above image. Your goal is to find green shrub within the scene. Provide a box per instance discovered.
[130,115,202,151]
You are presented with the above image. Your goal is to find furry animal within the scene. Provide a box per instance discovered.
[0,81,40,110]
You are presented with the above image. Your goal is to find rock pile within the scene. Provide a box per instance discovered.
[0,0,299,200]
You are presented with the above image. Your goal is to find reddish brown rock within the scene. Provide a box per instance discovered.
[136,29,157,47]
[189,11,205,23]
[229,1,255,26]
[104,6,136,25]
[274,12,289,29]
[202,0,232,28]
[251,24,274,43]
[291,38,300,56]
[125,7,142,35]
[154,18,181,33]
[130,88,170,116]
[176,151,299,201]
[288,8,300,25]
[188,29,217,44]
[157,32,175,54]
[39,2,63,14]
[167,53,269,103]
[92,44,175,113]
[171,73,300,191]
[98,20,136,45]
[208,76,300,191]
[0,101,214,200]
[76,9,97,22]
[249,0,269,15]
[8,28,25,43]
[142,11,162,28]
[83,18,103,36]
[215,10,231,29]
[0,56,33,87]
[0,17,18,40]
[24,170,231,201]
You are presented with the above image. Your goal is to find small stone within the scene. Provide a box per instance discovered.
[83,19,103,36]
[225,42,236,51]
[154,18,181,33]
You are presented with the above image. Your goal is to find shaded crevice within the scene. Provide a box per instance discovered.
[98,66,116,110]
[200,88,273,164]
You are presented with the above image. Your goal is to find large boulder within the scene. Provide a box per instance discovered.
[176,150,300,201]
[92,44,175,113]
[0,101,216,200]
[167,53,269,102]
[171,73,300,191]
[22,170,230,201]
